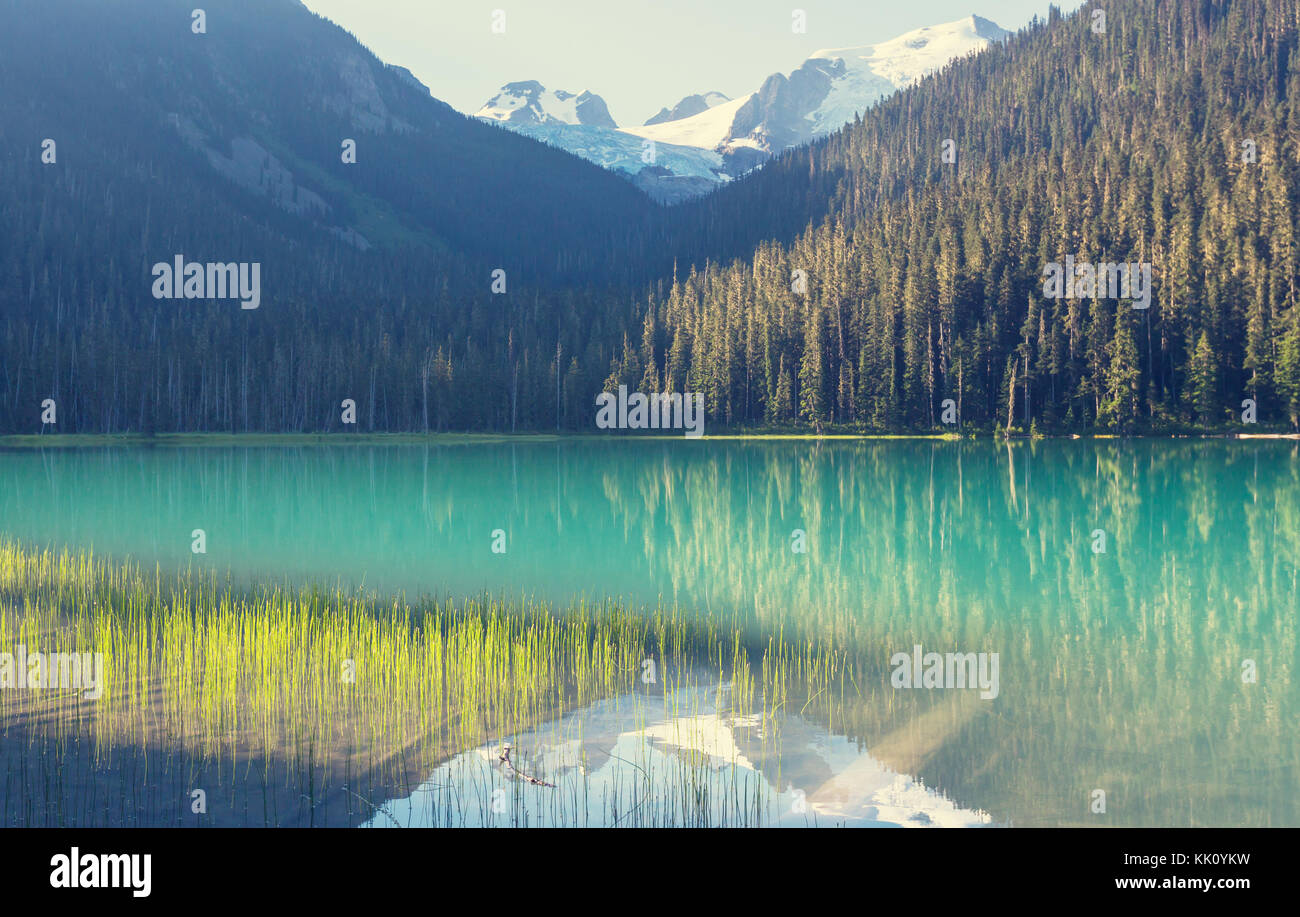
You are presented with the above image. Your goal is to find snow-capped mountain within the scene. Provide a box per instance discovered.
[478,119,730,203]
[475,80,617,128]
[644,91,730,126]
[475,80,730,202]
[621,15,1010,157]
[471,15,1008,201]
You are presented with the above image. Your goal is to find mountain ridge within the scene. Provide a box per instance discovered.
[644,92,732,126]
[469,14,1010,200]
[7,0,1299,436]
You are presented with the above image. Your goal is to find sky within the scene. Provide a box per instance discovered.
[301,1,1087,126]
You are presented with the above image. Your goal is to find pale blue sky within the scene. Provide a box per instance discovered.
[303,1,1086,125]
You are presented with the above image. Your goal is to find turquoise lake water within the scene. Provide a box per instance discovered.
[1,439,1296,826]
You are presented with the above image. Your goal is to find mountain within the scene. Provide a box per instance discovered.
[795,14,1012,143]
[637,0,1300,433]
[2,0,657,277]
[644,92,731,126]
[621,15,1010,157]
[8,0,1299,436]
[474,80,617,128]
[473,15,1008,201]
[0,0,665,434]
[473,80,729,202]
[477,120,729,203]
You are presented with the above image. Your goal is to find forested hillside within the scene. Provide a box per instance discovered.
[4,0,1300,433]
[645,0,1300,431]
[0,0,660,432]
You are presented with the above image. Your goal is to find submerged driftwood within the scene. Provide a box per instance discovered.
[498,744,555,788]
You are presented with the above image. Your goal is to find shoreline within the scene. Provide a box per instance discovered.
[0,430,1297,448]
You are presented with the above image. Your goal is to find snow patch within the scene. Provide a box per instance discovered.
[810,14,1010,91]
[620,93,752,150]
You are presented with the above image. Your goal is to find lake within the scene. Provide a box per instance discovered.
[1,438,1297,826]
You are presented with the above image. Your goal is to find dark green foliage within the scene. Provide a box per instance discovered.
[650,0,1300,432]
[4,0,1300,433]
[0,0,657,433]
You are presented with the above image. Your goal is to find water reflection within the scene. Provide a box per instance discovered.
[1,439,1296,826]
[364,681,994,828]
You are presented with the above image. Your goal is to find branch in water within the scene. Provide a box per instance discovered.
[498,744,555,788]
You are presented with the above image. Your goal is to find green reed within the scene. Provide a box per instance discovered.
[0,539,852,827]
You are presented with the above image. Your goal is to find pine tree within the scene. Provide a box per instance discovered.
[773,355,794,423]
[1189,332,1219,427]
[798,303,826,425]
[1277,309,1300,429]
[1100,306,1142,433]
